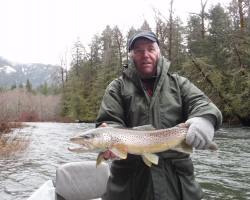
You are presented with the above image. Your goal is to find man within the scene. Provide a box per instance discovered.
[96,30,222,200]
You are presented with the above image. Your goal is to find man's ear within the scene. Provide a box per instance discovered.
[128,51,133,58]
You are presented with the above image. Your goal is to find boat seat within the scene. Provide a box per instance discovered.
[55,161,110,200]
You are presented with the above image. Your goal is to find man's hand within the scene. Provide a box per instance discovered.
[185,115,216,150]
[101,123,117,160]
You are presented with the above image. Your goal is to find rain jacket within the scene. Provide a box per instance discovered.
[96,56,222,200]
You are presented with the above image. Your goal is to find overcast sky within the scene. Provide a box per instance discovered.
[0,0,230,65]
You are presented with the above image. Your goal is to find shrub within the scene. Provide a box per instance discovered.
[19,110,39,122]
[0,116,29,157]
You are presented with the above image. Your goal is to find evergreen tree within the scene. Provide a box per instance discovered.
[70,37,84,77]
[19,82,23,88]
[25,79,32,92]
[11,83,17,90]
[140,20,151,30]
[42,81,48,96]
[125,27,137,62]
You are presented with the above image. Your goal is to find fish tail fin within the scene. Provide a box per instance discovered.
[171,141,193,154]
[209,141,218,151]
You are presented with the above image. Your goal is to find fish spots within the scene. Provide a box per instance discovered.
[70,125,187,155]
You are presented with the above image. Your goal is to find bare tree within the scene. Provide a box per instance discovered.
[152,0,174,61]
[189,0,208,39]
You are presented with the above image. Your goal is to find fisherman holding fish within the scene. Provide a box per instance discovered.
[75,30,222,200]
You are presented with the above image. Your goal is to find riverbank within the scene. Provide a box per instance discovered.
[0,120,30,157]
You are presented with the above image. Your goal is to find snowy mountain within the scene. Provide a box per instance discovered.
[0,56,58,88]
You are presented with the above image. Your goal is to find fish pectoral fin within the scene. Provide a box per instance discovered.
[109,142,127,159]
[171,141,193,154]
[141,153,159,167]
[96,152,104,168]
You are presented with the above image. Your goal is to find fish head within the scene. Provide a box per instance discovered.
[68,128,111,153]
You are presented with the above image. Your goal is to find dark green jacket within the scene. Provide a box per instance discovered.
[96,56,222,200]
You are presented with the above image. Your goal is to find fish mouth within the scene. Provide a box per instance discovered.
[68,137,94,152]
[68,146,90,152]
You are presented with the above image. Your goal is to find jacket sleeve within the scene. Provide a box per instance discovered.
[176,74,222,130]
[95,78,126,128]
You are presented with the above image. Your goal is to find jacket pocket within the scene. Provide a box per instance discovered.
[173,157,204,200]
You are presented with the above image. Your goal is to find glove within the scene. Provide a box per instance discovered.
[185,115,216,150]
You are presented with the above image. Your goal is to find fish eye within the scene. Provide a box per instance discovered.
[82,134,93,139]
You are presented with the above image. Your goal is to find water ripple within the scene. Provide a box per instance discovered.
[0,123,250,200]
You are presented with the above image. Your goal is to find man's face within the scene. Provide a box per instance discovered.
[130,38,159,78]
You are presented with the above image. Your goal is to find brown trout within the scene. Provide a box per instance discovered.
[68,123,218,167]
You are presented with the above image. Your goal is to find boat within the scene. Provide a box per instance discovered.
[27,161,110,200]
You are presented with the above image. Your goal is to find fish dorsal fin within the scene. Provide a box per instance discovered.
[96,152,104,168]
[132,125,156,131]
[141,153,159,167]
[175,123,187,128]
[171,141,193,154]
[109,142,128,159]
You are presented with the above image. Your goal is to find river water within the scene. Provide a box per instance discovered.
[0,122,249,200]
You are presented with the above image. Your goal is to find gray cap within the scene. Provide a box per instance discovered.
[128,30,159,52]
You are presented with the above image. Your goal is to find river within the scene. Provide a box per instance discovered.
[0,122,249,200]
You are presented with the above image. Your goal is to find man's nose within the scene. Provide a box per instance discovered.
[142,50,149,57]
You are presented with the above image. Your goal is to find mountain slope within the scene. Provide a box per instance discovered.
[0,56,58,88]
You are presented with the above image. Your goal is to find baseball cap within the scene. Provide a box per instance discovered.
[128,30,159,52]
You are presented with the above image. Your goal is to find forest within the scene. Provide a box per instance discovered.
[1,0,250,126]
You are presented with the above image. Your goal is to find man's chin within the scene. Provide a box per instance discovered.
[139,72,156,78]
